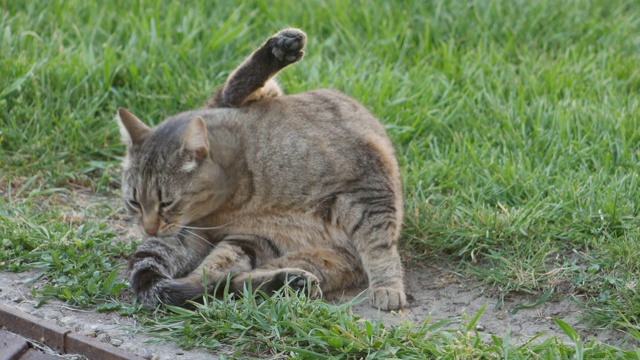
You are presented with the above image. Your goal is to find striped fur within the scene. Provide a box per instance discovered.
[118,29,406,310]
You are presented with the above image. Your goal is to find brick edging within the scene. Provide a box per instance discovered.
[0,303,144,360]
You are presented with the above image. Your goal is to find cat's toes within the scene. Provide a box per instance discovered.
[278,270,319,298]
[135,279,204,308]
[137,293,162,309]
[270,28,307,63]
[369,287,407,311]
[134,279,170,309]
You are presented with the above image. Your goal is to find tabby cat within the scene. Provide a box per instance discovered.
[117,28,407,310]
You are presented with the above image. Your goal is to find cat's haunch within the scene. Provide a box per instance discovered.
[118,28,407,311]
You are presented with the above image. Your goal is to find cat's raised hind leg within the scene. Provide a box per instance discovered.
[206,28,307,107]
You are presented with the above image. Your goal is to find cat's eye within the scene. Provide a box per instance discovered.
[159,201,173,209]
[128,199,141,209]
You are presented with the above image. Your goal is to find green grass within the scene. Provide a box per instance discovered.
[0,186,132,306]
[2,0,640,357]
[134,290,637,359]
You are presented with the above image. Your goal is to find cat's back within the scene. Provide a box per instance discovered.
[249,89,387,138]
[239,89,393,156]
[233,89,400,206]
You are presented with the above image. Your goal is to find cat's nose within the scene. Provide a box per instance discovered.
[141,215,160,236]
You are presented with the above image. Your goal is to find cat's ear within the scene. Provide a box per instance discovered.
[117,107,151,147]
[182,116,209,162]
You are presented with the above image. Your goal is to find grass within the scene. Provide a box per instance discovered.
[0,187,132,306]
[133,289,637,359]
[2,0,640,358]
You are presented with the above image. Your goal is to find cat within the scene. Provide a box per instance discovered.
[117,28,407,311]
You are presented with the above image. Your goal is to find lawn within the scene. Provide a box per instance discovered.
[2,0,640,358]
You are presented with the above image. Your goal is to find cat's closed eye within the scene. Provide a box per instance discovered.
[159,201,173,209]
[128,199,141,209]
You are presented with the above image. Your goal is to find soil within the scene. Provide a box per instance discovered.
[0,192,629,359]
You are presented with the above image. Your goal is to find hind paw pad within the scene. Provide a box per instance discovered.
[269,28,307,63]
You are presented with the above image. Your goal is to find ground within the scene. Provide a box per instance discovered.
[0,193,626,360]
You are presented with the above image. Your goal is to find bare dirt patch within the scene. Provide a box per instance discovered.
[334,266,625,346]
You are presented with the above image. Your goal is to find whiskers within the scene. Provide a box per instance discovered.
[178,222,234,231]
[133,220,235,250]
[182,229,210,246]
[175,221,235,247]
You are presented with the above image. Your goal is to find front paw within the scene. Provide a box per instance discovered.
[130,266,171,308]
[269,28,307,63]
[136,278,206,308]
[276,270,320,298]
[134,280,166,309]
[369,287,407,311]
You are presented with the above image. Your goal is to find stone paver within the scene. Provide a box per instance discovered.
[0,329,29,360]
[0,303,143,360]
[0,328,64,360]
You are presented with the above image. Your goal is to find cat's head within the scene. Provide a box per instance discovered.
[116,108,222,238]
